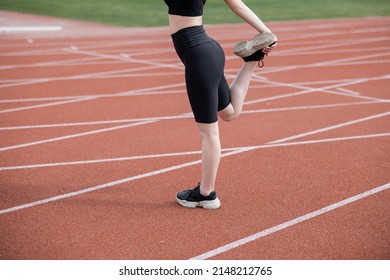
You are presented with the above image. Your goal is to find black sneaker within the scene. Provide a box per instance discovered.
[234,32,277,67]
[234,32,277,57]
[176,183,221,210]
[243,49,266,67]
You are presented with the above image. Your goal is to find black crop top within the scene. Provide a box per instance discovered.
[164,0,206,17]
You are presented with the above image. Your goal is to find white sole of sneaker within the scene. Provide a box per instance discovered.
[176,197,221,210]
[234,32,277,57]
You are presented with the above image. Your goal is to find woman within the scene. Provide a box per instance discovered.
[164,0,277,209]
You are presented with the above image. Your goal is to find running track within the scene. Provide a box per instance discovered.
[0,11,389,260]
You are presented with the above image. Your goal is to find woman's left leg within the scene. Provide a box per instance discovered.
[218,61,257,122]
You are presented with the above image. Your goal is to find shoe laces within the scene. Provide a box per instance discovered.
[189,182,201,199]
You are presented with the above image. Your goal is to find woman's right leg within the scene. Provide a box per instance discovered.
[197,121,221,196]
[175,120,222,210]
[218,61,257,122]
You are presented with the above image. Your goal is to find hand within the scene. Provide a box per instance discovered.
[262,41,277,55]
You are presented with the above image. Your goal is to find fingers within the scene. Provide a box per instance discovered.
[262,42,276,55]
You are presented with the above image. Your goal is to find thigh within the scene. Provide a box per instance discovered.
[217,74,231,111]
[184,42,225,123]
[210,39,231,112]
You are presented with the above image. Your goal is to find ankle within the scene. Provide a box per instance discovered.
[245,61,257,66]
[243,49,265,62]
[200,184,214,196]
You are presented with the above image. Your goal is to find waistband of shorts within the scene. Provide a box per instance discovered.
[171,25,212,55]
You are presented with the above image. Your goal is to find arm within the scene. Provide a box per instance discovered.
[223,0,272,34]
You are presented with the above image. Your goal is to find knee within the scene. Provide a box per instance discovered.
[221,114,238,122]
[218,109,239,122]
[197,122,220,140]
[218,104,241,122]
[220,111,239,122]
[198,128,219,140]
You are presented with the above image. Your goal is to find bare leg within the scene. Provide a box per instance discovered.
[197,121,221,196]
[196,61,257,195]
[219,61,257,121]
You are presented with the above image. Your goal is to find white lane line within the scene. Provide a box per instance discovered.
[1,73,385,104]
[1,132,389,171]
[0,147,248,215]
[0,100,380,131]
[1,114,389,214]
[1,51,387,87]
[1,41,387,114]
[0,82,186,114]
[64,48,183,71]
[0,160,203,215]
[0,38,162,56]
[258,49,390,76]
[0,26,62,33]
[276,39,390,58]
[0,88,184,104]
[336,87,361,96]
[292,46,390,56]
[269,111,390,144]
[242,101,382,114]
[0,120,158,152]
[0,112,190,131]
[0,97,93,114]
[2,73,386,135]
[0,95,388,153]
[0,64,169,89]
[251,74,390,103]
[0,52,179,88]
[190,182,390,260]
[0,37,388,154]
[0,56,105,71]
[65,38,390,85]
[0,150,204,171]
[2,55,387,89]
[0,75,351,102]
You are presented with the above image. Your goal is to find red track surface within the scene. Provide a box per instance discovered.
[0,11,389,260]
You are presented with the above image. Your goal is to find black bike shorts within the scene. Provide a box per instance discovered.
[172,25,231,123]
